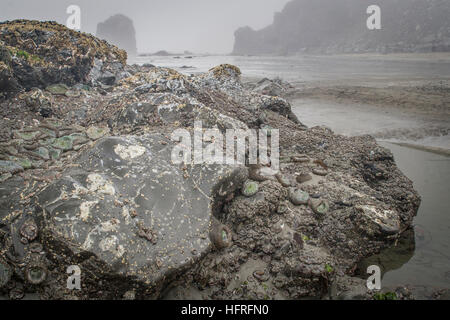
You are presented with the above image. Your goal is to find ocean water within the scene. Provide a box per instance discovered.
[134,53,450,291]
[133,53,450,150]
[131,53,450,83]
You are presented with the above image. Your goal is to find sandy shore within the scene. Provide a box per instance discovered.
[287,80,450,120]
[286,77,450,153]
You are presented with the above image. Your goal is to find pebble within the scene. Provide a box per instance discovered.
[296,172,312,184]
[292,155,310,163]
[86,126,109,140]
[46,83,69,95]
[312,168,328,176]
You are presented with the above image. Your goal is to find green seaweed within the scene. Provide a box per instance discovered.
[373,292,397,300]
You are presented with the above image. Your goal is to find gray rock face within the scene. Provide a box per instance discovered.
[36,134,247,296]
[233,0,450,55]
[0,60,420,300]
[96,14,138,57]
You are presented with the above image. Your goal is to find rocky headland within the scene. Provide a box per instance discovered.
[0,21,421,300]
[233,0,450,55]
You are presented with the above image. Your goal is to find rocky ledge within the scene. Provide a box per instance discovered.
[0,21,420,300]
[0,20,128,96]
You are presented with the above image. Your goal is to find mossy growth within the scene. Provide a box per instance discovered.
[210,64,242,78]
[16,50,29,60]
[325,264,333,273]
[0,20,127,66]
[6,46,46,66]
[373,292,397,300]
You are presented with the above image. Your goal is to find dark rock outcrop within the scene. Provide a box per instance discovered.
[233,0,450,55]
[0,21,421,300]
[96,14,137,57]
[0,20,127,93]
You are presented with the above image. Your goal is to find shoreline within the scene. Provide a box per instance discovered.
[380,141,450,157]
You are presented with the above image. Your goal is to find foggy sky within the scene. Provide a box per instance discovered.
[0,0,290,53]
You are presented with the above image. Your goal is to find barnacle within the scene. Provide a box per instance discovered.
[19,218,38,243]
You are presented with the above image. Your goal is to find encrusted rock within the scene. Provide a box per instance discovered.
[289,188,310,205]
[0,20,127,92]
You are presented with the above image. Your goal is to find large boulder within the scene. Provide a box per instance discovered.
[0,20,127,93]
[0,43,421,299]
[35,134,247,297]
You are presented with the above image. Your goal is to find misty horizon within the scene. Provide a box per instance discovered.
[0,0,291,54]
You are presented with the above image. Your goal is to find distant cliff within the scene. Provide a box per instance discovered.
[96,14,137,57]
[233,0,450,55]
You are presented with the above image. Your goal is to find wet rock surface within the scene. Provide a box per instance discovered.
[0,20,422,300]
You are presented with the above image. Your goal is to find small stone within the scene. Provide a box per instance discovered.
[70,132,89,145]
[33,147,50,160]
[242,180,259,197]
[14,131,40,141]
[313,168,328,176]
[253,270,270,282]
[87,126,109,140]
[296,172,312,184]
[289,188,310,205]
[46,83,69,95]
[52,136,74,151]
[292,155,309,163]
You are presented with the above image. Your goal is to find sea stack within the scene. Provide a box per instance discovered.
[96,14,138,57]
